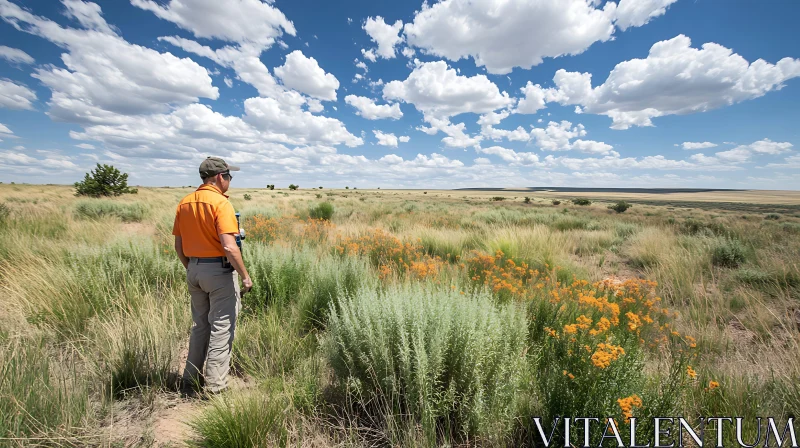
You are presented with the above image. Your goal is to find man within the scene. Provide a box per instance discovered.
[172,156,253,397]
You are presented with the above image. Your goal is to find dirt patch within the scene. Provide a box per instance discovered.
[152,396,200,447]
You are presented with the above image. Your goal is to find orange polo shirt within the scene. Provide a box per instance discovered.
[172,184,239,257]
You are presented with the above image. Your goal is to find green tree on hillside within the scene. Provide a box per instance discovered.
[74,164,138,197]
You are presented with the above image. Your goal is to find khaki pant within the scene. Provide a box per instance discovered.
[183,258,240,393]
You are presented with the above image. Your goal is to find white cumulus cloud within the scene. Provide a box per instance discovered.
[373,130,400,147]
[0,0,218,124]
[615,0,679,31]
[131,0,295,47]
[529,35,800,129]
[363,16,404,59]
[345,95,403,120]
[735,138,792,155]
[682,142,717,150]
[383,60,513,119]
[0,45,33,64]
[274,50,340,101]
[0,79,36,110]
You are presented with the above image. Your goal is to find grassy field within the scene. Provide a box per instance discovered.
[1,184,799,447]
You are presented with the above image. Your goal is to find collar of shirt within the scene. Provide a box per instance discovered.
[196,183,228,198]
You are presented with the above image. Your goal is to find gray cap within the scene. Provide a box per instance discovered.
[199,156,240,178]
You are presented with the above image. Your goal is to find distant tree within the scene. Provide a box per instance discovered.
[266,184,275,190]
[345,186,349,189]
[74,164,138,197]
[288,184,299,190]
[608,201,632,213]
[319,186,323,189]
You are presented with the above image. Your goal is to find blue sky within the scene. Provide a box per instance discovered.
[0,0,799,189]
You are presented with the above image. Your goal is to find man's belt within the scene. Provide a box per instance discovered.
[195,256,225,264]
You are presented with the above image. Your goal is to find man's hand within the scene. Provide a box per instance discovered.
[241,276,253,297]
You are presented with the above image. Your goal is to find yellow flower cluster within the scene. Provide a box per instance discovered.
[591,343,626,369]
[687,365,697,379]
[335,229,443,280]
[245,214,333,245]
[617,394,643,423]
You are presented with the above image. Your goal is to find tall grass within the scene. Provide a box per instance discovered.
[323,282,527,443]
[74,199,149,222]
[90,291,189,397]
[6,240,184,339]
[189,390,289,447]
[0,338,95,443]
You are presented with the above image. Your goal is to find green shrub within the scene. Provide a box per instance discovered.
[764,213,781,220]
[288,184,299,190]
[266,184,275,190]
[679,218,728,236]
[74,164,138,197]
[782,222,800,234]
[315,193,322,199]
[74,200,148,222]
[552,199,561,206]
[551,215,589,231]
[492,196,506,201]
[614,222,639,239]
[608,200,632,213]
[243,193,252,201]
[711,238,748,268]
[308,202,334,221]
[189,391,288,447]
[524,197,531,204]
[323,283,527,442]
[572,198,592,206]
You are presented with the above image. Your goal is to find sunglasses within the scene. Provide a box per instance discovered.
[221,171,233,181]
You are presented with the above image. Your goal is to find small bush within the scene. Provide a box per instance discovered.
[782,222,800,234]
[318,186,323,189]
[189,391,288,447]
[74,164,138,197]
[243,194,252,201]
[288,184,299,191]
[572,198,592,206]
[608,201,632,213]
[614,222,640,239]
[74,200,148,222]
[492,196,506,201]
[323,283,527,441]
[764,213,781,220]
[266,184,275,190]
[315,193,322,199]
[679,218,728,236]
[552,199,561,206]
[711,238,748,268]
[309,202,334,221]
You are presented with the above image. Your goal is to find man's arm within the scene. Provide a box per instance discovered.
[174,235,189,269]
[220,233,253,295]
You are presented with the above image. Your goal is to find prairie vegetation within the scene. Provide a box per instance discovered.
[1,184,799,446]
